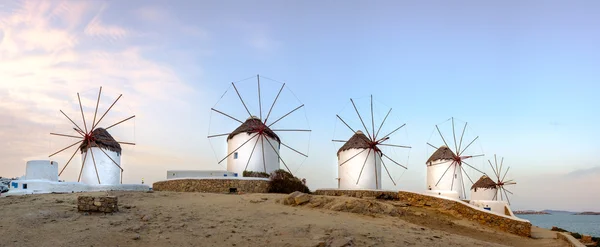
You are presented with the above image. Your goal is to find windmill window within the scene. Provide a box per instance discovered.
[23,184,28,189]
[234,152,238,159]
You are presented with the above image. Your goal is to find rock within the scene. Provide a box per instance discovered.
[294,194,311,205]
[141,215,152,221]
[132,235,140,240]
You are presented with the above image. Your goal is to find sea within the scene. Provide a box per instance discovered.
[518,212,600,237]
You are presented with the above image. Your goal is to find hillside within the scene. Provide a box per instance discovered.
[0,191,567,247]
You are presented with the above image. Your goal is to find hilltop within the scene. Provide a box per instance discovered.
[0,191,567,247]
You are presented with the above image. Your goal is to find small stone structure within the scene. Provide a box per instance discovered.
[396,191,531,237]
[152,178,270,193]
[77,196,118,213]
[315,189,398,200]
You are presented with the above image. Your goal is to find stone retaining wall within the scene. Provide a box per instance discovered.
[397,191,531,237]
[77,196,118,213]
[314,189,398,200]
[152,179,270,193]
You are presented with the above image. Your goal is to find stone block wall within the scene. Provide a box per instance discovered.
[77,196,118,213]
[397,191,531,237]
[152,179,270,193]
[314,189,398,200]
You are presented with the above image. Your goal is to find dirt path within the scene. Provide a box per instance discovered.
[0,191,567,247]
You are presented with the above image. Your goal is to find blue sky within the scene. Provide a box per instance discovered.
[0,0,599,211]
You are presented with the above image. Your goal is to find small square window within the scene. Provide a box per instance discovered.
[23,184,28,189]
[234,152,238,159]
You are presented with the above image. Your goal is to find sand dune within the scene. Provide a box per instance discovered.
[0,191,566,247]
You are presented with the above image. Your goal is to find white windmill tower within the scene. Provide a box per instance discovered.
[49,87,136,185]
[333,95,411,190]
[426,117,486,200]
[470,154,517,216]
[208,75,311,177]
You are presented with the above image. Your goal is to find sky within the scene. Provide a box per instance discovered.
[0,0,599,211]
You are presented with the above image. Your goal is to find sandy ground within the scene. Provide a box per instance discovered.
[0,191,566,247]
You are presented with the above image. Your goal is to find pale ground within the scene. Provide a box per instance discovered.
[0,191,567,247]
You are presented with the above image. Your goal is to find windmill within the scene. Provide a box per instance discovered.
[48,87,135,185]
[207,75,311,177]
[426,117,485,200]
[488,154,517,205]
[333,95,411,190]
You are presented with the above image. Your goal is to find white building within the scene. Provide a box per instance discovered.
[80,128,123,185]
[337,130,382,190]
[226,116,280,176]
[470,175,497,201]
[469,175,516,217]
[4,160,148,196]
[425,145,464,200]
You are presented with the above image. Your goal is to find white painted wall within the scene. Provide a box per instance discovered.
[167,170,239,179]
[423,190,460,200]
[25,160,58,181]
[471,187,498,201]
[227,133,280,176]
[4,179,149,196]
[338,148,382,190]
[470,200,515,217]
[80,147,121,185]
[426,159,465,199]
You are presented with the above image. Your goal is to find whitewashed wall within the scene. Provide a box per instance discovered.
[227,134,280,176]
[470,200,515,217]
[471,187,498,201]
[426,159,465,199]
[338,148,382,190]
[80,147,121,185]
[25,160,58,181]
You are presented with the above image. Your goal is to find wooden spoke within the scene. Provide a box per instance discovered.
[243,135,261,172]
[264,135,293,174]
[435,161,455,187]
[92,87,102,128]
[339,148,368,166]
[280,141,308,157]
[381,153,407,169]
[264,83,285,125]
[49,140,84,158]
[93,94,122,130]
[356,149,372,185]
[105,115,135,130]
[58,145,81,176]
[50,133,83,139]
[60,110,85,135]
[267,104,304,128]
[232,82,253,118]
[350,98,372,141]
[218,132,260,164]
[77,93,88,134]
[211,108,244,124]
[89,148,101,184]
[380,157,396,186]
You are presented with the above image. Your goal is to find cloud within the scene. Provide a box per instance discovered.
[0,0,196,182]
[566,166,600,177]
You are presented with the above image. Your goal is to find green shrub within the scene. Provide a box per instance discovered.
[571,232,582,239]
[243,170,270,178]
[551,226,568,232]
[268,169,310,194]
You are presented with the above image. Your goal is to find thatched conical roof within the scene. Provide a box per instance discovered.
[79,128,122,155]
[426,145,456,164]
[471,175,497,190]
[227,116,280,143]
[337,130,378,155]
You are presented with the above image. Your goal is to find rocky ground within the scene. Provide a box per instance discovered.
[0,191,567,247]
